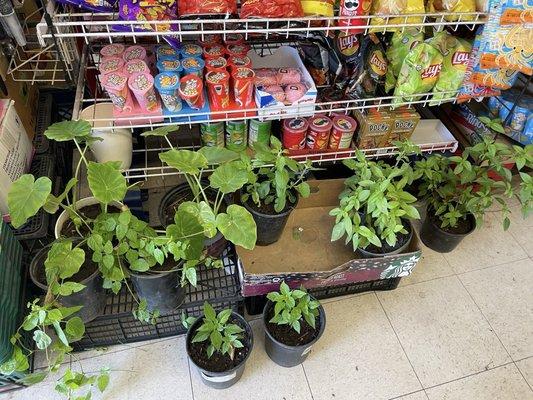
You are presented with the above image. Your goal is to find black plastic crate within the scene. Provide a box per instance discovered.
[33,94,54,155]
[74,247,244,350]
[245,277,402,315]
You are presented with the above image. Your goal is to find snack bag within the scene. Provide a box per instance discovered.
[499,0,533,25]
[428,0,476,21]
[392,43,443,105]
[178,0,237,16]
[428,32,472,105]
[385,28,424,92]
[57,0,117,12]
[299,39,331,85]
[370,0,425,31]
[240,0,304,18]
[302,0,335,16]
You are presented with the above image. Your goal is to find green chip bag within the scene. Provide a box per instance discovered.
[385,28,424,92]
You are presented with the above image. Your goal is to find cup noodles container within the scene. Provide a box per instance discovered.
[179,74,205,110]
[283,118,308,150]
[227,56,252,71]
[154,72,182,113]
[123,45,147,62]
[182,57,205,78]
[101,71,132,112]
[354,109,393,149]
[124,59,149,75]
[99,57,124,76]
[224,33,245,46]
[206,70,231,110]
[203,44,226,59]
[307,116,332,150]
[180,44,203,58]
[226,44,251,58]
[100,43,125,60]
[205,57,228,73]
[338,0,372,34]
[128,72,159,112]
[232,67,255,108]
[385,107,420,145]
[198,34,223,47]
[329,115,357,150]
[156,45,179,61]
[157,59,182,74]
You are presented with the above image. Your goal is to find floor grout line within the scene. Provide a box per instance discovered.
[301,364,315,400]
[388,388,429,400]
[187,353,196,400]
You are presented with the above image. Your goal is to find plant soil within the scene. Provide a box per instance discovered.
[61,204,119,238]
[364,222,412,255]
[189,316,250,373]
[266,308,320,347]
[430,212,473,235]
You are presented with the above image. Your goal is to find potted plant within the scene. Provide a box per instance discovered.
[263,282,325,367]
[329,148,420,258]
[184,302,253,389]
[241,137,313,245]
[415,139,533,252]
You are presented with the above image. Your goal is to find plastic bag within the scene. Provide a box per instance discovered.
[299,40,331,86]
[370,0,424,31]
[57,0,117,12]
[178,0,237,17]
[240,0,304,18]
[301,0,334,16]
[428,0,476,21]
[385,28,424,92]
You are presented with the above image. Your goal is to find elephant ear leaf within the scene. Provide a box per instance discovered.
[44,120,92,142]
[215,205,257,250]
[8,175,52,228]
[159,149,207,175]
[87,161,127,204]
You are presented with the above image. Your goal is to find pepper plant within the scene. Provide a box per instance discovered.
[266,281,320,333]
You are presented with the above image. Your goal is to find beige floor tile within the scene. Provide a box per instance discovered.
[516,357,533,388]
[442,211,527,274]
[425,364,533,400]
[507,205,533,257]
[400,243,454,287]
[189,320,313,400]
[303,293,421,400]
[397,391,429,400]
[459,259,533,360]
[377,276,511,388]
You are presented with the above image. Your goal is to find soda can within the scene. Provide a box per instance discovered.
[307,116,332,150]
[282,118,308,150]
[200,122,224,147]
[329,115,357,150]
[226,120,247,151]
[249,119,272,147]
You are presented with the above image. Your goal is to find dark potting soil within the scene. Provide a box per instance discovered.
[266,307,320,347]
[364,222,412,255]
[189,316,250,373]
[430,212,473,235]
[245,196,294,216]
[61,204,119,238]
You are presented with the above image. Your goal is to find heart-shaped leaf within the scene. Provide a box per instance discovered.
[140,125,179,137]
[45,241,86,280]
[87,161,127,204]
[178,201,217,238]
[44,120,92,142]
[216,205,256,250]
[159,149,207,175]
[8,175,52,228]
[209,161,249,194]
[198,147,240,164]
[167,209,204,260]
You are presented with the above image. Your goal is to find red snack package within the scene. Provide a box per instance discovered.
[339,0,372,34]
[206,70,231,110]
[178,0,237,17]
[240,0,304,18]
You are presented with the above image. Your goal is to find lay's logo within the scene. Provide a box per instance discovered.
[338,33,359,56]
[452,51,470,66]
[369,51,387,75]
[421,64,442,79]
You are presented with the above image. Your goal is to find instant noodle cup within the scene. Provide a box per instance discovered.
[123,45,147,62]
[182,57,205,78]
[329,115,357,150]
[99,57,124,76]
[198,34,223,47]
[283,118,308,150]
[226,44,251,57]
[206,70,231,109]
[205,57,228,73]
[155,72,182,113]
[179,74,205,110]
[203,44,226,59]
[100,44,125,60]
[232,67,255,108]
[124,59,149,75]
[180,44,203,58]
[307,116,332,150]
[156,45,179,60]
[101,71,131,112]
[227,56,252,71]
[128,72,159,112]
[157,59,182,74]
[224,33,245,46]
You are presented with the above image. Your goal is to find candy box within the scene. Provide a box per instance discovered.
[354,109,393,149]
[385,107,421,145]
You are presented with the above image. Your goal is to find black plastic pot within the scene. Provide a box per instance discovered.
[30,244,107,323]
[357,220,414,258]
[187,312,253,389]
[263,299,326,367]
[242,192,298,246]
[129,260,185,314]
[420,208,476,253]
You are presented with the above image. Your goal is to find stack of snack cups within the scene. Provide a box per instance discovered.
[99,57,124,76]
[128,72,159,112]
[203,44,226,60]
[227,56,252,72]
[101,71,132,112]
[306,116,332,150]
[157,59,183,75]
[179,74,205,110]
[156,45,179,61]
[198,34,223,47]
[283,118,308,150]
[329,115,357,150]
[155,72,182,113]
[224,33,245,46]
[232,67,255,108]
[180,44,203,59]
[124,59,149,75]
[123,45,147,63]
[205,70,230,110]
[205,57,228,73]
[100,44,125,60]
[182,57,205,79]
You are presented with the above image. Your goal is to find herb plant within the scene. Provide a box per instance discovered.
[191,302,244,360]
[266,282,320,333]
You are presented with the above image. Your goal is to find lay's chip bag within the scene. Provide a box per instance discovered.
[385,28,425,92]
[428,0,476,21]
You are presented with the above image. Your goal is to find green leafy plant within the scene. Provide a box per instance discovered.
[415,139,533,230]
[330,145,421,251]
[478,116,505,134]
[191,302,244,359]
[266,282,320,333]
[242,137,313,213]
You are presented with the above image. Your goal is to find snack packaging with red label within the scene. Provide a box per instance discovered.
[370,0,424,31]
[338,0,372,34]
[206,70,231,110]
[428,0,476,21]
[179,74,205,109]
[206,57,228,73]
[306,116,332,150]
[283,118,308,150]
[227,56,252,71]
[301,0,334,16]
[178,0,237,17]
[392,43,443,106]
[385,28,424,92]
[232,67,255,108]
[240,0,304,18]
[203,45,226,60]
[329,115,357,150]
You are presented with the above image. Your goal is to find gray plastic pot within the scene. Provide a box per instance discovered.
[187,312,253,389]
[263,299,326,367]
[357,220,414,258]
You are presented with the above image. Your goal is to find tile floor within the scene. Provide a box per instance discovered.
[5,205,533,400]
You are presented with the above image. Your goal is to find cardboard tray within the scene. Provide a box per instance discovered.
[236,179,422,297]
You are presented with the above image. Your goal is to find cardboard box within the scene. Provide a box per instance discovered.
[247,46,317,119]
[385,107,421,145]
[0,100,33,215]
[354,109,393,149]
[236,179,422,297]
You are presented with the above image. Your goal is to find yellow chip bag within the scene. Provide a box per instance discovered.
[428,0,476,21]
[370,0,425,32]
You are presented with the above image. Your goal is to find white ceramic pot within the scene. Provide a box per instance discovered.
[55,197,125,239]
[80,103,133,169]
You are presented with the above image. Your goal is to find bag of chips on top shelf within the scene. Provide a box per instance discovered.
[178,0,237,17]
[301,0,334,16]
[240,0,304,18]
[427,0,476,21]
[57,0,117,13]
[370,0,425,32]
[499,0,533,25]
[385,28,424,92]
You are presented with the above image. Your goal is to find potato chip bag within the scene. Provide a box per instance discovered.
[370,0,425,32]
[385,28,424,92]
[428,32,472,105]
[392,43,443,106]
[428,0,476,21]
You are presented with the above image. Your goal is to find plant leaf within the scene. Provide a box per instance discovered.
[198,147,240,164]
[8,175,52,228]
[65,317,85,340]
[209,162,249,194]
[45,241,85,280]
[159,149,207,174]
[140,125,178,137]
[33,330,52,350]
[215,205,257,250]
[44,120,92,142]
[87,161,127,204]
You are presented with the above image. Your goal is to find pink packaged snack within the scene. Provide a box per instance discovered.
[255,68,278,86]
[128,72,159,112]
[101,72,131,112]
[264,85,285,103]
[124,59,149,75]
[284,83,307,103]
[123,45,147,62]
[100,44,125,60]
[99,57,124,76]
[277,68,301,85]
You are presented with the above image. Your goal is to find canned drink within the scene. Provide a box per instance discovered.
[249,119,272,147]
[329,115,357,150]
[200,122,225,147]
[282,118,308,150]
[307,116,332,150]
[226,120,247,151]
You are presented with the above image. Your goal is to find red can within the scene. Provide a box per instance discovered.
[232,67,255,108]
[226,44,251,58]
[307,116,332,150]
[179,74,205,110]
[283,118,308,150]
[329,115,357,150]
[206,70,230,109]
[224,33,245,46]
[203,44,226,59]
[205,57,228,72]
[339,0,372,34]
[227,56,252,72]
